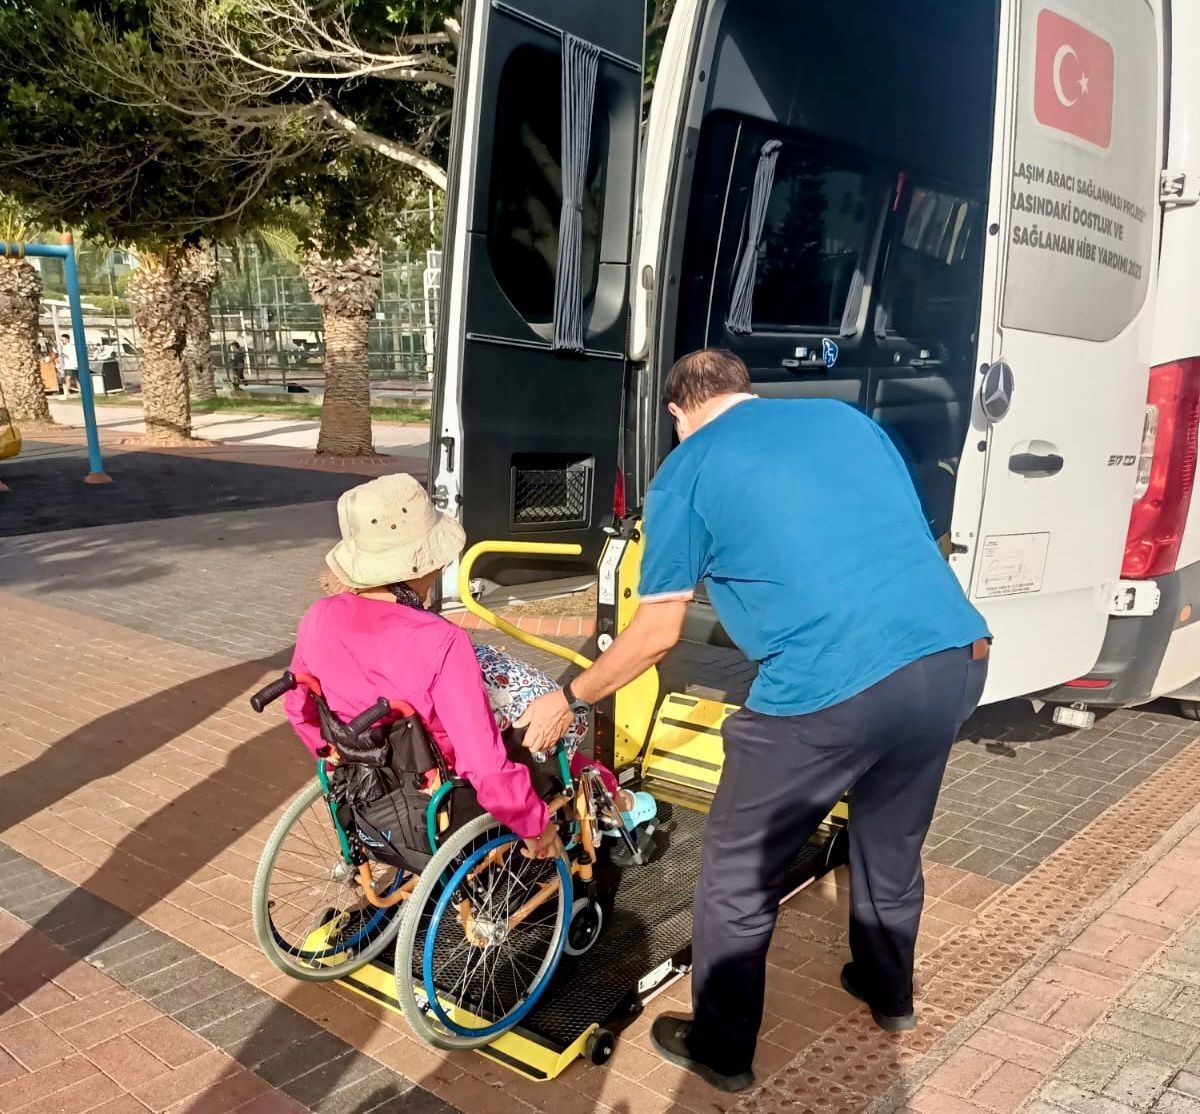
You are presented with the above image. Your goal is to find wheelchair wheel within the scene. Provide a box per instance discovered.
[253,781,406,981]
[394,813,571,1050]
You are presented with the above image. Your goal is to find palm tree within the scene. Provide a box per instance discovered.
[126,246,192,445]
[179,241,218,401]
[0,201,53,425]
[304,245,381,456]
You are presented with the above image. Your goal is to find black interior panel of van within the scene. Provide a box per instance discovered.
[666,0,998,544]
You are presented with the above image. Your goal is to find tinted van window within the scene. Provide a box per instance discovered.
[488,45,606,325]
[880,186,984,342]
[752,150,878,331]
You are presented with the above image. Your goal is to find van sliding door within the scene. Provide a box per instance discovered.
[955,0,1163,701]
[430,0,644,595]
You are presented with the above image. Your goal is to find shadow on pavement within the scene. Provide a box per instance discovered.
[0,441,395,538]
[0,652,414,1110]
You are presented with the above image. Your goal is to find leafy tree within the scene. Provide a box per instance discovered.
[0,0,325,441]
[173,0,676,184]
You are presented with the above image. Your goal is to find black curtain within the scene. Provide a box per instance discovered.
[552,33,601,353]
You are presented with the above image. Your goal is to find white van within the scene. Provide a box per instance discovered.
[1043,0,1200,722]
[432,0,1166,708]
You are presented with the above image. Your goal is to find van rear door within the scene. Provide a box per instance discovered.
[954,0,1163,700]
[430,0,644,594]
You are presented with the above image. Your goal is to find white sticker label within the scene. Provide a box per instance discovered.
[976,533,1051,598]
[637,959,676,996]
[597,540,627,606]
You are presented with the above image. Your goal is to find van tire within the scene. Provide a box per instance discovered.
[1178,700,1200,721]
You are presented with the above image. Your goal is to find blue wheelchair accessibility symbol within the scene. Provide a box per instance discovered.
[821,338,839,369]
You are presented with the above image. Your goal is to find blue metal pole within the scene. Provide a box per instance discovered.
[62,240,110,483]
[1,240,110,483]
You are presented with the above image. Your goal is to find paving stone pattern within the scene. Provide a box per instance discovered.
[736,732,1200,1114]
[0,844,452,1114]
[1025,909,1200,1113]
[0,504,334,661]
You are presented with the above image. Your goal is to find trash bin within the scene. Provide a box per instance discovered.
[94,357,123,394]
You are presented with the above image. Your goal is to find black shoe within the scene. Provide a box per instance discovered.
[840,964,916,1032]
[650,1015,755,1093]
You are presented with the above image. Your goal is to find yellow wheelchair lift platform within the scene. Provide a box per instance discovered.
[330,532,848,1082]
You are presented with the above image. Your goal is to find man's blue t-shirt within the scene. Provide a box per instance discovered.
[639,398,989,717]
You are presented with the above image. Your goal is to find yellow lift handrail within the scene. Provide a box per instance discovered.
[456,541,595,671]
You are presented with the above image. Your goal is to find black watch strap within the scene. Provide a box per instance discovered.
[563,679,591,714]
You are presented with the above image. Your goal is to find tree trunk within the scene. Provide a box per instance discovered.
[0,257,52,425]
[317,313,373,454]
[127,255,192,445]
[304,247,382,457]
[179,244,218,401]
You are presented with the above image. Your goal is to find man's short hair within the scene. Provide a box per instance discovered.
[663,348,752,411]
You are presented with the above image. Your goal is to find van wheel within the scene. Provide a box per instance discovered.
[1178,700,1200,721]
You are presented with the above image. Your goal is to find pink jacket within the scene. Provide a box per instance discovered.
[283,593,549,839]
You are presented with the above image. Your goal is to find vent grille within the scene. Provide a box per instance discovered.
[511,456,592,527]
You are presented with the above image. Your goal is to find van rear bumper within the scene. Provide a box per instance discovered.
[1039,559,1200,708]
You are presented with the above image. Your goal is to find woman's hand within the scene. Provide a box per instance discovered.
[522,820,564,861]
[516,689,574,754]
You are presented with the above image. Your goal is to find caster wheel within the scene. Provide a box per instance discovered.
[565,898,604,957]
[586,1027,615,1065]
[1178,700,1200,722]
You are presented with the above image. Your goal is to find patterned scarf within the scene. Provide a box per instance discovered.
[388,582,426,611]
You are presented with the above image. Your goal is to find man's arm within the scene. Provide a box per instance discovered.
[517,598,689,752]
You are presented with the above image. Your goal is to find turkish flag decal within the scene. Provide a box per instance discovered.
[1033,8,1114,149]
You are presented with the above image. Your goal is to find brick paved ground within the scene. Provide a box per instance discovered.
[1,432,1198,1113]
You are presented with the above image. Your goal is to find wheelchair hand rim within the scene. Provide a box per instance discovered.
[271,868,406,961]
[421,833,570,1040]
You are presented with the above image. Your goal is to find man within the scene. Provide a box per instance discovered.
[59,332,79,395]
[521,349,989,1092]
[228,341,247,389]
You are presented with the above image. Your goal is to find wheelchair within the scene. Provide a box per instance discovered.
[248,666,653,1052]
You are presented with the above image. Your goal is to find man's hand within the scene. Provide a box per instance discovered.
[522,820,564,860]
[516,689,573,754]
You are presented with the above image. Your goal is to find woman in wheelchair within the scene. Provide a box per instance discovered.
[255,474,655,1049]
[284,473,654,855]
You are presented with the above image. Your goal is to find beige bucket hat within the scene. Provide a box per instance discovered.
[326,474,466,589]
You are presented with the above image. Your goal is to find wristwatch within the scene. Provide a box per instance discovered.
[563,679,591,715]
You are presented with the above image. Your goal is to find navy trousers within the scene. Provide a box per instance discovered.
[689,646,987,1073]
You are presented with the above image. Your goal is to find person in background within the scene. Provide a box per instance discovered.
[58,333,79,395]
[228,341,246,389]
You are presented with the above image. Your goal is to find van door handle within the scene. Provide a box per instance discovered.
[1008,451,1064,477]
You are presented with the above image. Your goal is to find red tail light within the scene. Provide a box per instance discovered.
[1122,358,1200,579]
[1063,677,1113,690]
[613,470,627,520]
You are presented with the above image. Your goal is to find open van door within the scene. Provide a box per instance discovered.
[954,0,1163,700]
[430,0,644,595]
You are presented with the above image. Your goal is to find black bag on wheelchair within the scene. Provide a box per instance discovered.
[323,701,482,872]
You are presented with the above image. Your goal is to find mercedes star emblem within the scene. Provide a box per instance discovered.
[980,361,1015,423]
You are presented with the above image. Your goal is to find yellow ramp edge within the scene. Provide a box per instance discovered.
[302,925,589,1082]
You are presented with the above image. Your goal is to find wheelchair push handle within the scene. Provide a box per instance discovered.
[250,671,297,713]
[344,698,392,738]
